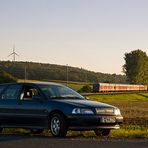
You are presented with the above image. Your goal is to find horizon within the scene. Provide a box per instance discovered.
[0,0,148,74]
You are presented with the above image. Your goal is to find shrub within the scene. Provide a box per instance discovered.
[78,85,92,93]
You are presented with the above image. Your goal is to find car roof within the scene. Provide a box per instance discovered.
[0,82,63,86]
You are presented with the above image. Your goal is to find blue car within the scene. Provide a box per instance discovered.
[0,82,123,137]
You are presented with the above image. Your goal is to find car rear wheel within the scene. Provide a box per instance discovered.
[30,129,44,134]
[50,113,67,137]
[94,129,110,137]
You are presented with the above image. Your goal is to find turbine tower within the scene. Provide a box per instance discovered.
[8,44,19,61]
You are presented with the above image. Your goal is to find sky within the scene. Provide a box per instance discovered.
[0,0,148,74]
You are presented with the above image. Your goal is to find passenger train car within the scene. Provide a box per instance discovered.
[93,83,147,92]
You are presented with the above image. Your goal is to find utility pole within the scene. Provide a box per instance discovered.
[24,62,27,82]
[85,72,88,83]
[66,64,69,86]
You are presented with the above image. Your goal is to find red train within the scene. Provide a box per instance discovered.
[93,83,147,92]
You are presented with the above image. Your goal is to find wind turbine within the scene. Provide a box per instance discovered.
[8,44,19,61]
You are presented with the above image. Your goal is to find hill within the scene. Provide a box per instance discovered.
[0,61,126,83]
[0,68,17,83]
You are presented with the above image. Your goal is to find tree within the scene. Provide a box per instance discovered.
[123,49,148,84]
[0,68,17,83]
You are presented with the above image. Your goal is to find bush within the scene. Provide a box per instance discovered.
[78,85,92,93]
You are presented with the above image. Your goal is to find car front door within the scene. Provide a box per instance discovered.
[17,84,49,128]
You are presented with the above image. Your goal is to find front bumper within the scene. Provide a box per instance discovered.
[67,115,123,130]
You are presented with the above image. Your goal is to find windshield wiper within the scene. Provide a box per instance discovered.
[64,96,84,100]
[49,96,67,99]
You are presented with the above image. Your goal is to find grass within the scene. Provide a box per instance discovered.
[3,126,148,139]
[88,93,148,102]
[110,125,148,138]
[69,125,148,138]
[18,79,86,91]
[66,83,85,91]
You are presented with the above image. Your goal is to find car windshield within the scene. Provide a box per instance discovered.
[39,84,85,100]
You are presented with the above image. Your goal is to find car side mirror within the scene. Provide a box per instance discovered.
[85,96,90,100]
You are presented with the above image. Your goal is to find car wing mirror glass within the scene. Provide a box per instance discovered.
[85,96,89,100]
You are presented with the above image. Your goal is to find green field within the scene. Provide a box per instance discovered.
[18,79,87,91]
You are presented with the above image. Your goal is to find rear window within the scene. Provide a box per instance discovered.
[0,85,6,94]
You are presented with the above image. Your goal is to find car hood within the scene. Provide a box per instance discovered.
[54,99,115,108]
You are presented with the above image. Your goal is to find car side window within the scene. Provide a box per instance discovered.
[0,85,6,94]
[20,85,41,100]
[1,84,21,100]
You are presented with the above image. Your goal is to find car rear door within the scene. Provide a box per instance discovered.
[0,83,22,127]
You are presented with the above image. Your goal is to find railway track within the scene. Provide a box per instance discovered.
[81,91,148,96]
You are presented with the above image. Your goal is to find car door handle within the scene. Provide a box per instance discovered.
[18,102,22,105]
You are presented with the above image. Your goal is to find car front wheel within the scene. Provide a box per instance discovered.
[94,129,110,137]
[50,113,67,137]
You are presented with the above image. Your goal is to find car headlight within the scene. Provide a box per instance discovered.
[114,108,121,115]
[72,108,94,114]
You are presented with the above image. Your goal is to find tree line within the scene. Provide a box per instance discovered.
[0,61,126,84]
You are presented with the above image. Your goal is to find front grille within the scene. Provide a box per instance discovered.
[95,108,114,114]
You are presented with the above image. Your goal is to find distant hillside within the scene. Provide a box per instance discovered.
[0,68,17,83]
[0,61,126,83]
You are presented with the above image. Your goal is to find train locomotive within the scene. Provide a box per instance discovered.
[93,83,147,92]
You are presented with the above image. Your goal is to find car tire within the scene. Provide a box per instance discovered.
[30,129,44,134]
[0,128,3,133]
[50,113,67,137]
[94,129,110,137]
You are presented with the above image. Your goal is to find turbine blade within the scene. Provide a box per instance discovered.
[14,52,19,56]
[8,53,14,57]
